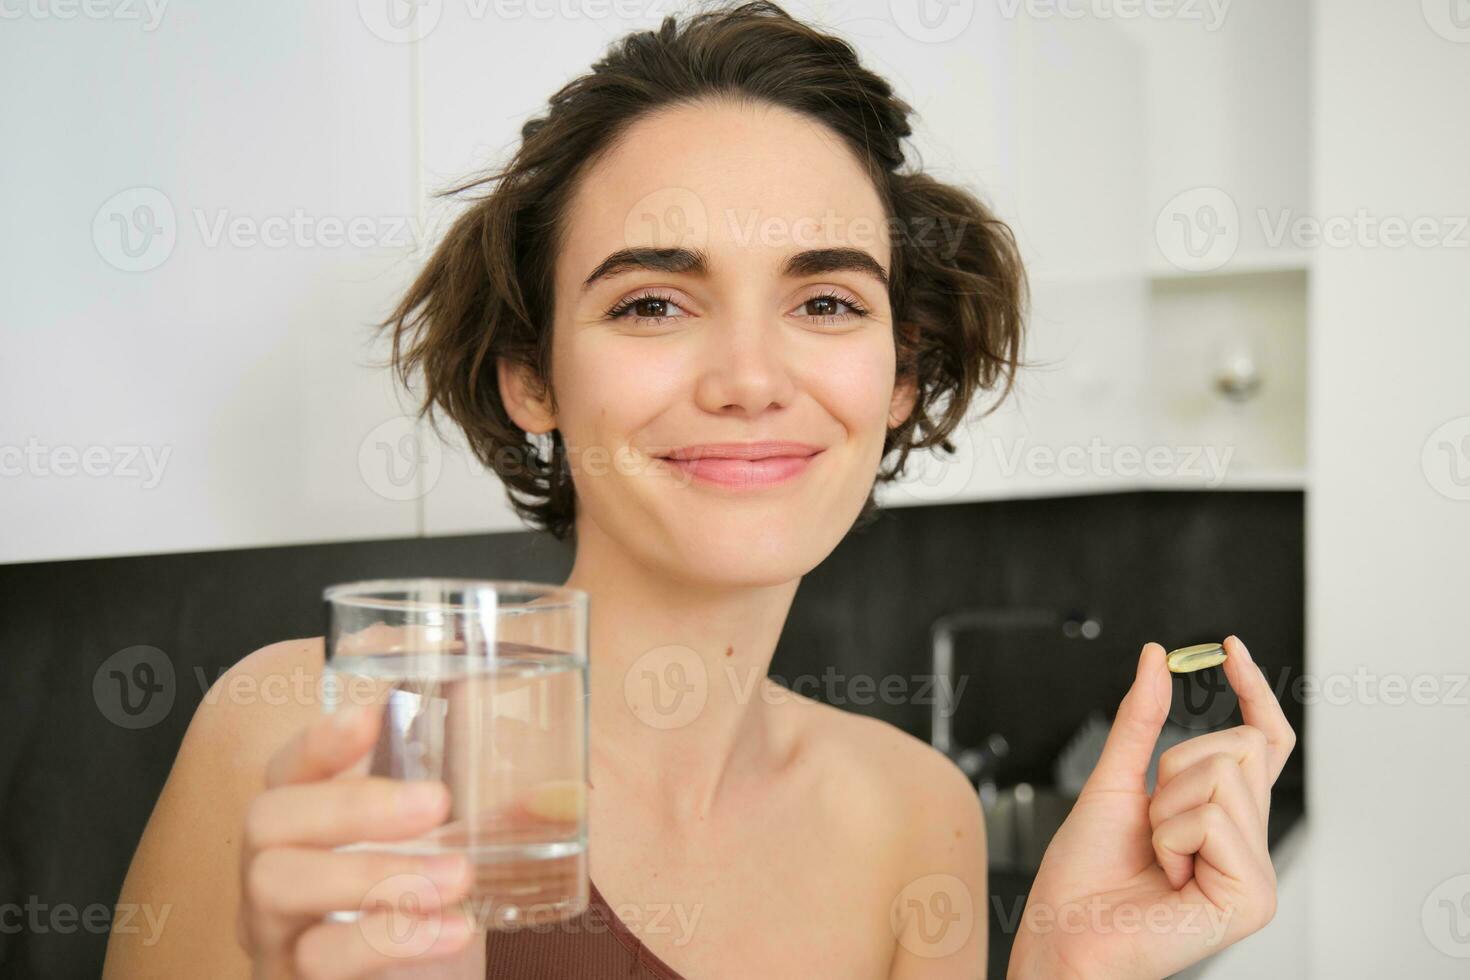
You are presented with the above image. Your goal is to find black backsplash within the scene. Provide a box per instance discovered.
[782,490,1305,797]
[0,490,1303,977]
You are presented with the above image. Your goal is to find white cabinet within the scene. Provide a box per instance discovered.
[413,6,626,537]
[882,0,1310,508]
[0,3,1313,563]
[882,11,1153,507]
[1,7,422,563]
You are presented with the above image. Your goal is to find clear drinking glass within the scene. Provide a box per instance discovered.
[321,578,589,930]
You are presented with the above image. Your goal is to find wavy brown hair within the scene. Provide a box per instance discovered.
[378,0,1027,543]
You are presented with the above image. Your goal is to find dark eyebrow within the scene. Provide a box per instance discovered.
[580,246,889,291]
[581,247,710,290]
[781,247,889,289]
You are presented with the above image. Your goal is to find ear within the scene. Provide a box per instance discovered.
[888,322,920,429]
[889,370,919,429]
[497,356,556,434]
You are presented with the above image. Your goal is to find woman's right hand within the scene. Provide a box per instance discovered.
[237,704,478,979]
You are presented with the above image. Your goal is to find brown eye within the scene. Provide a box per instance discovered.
[797,291,869,322]
[606,292,688,324]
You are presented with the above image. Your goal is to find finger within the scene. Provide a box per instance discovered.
[244,778,451,851]
[1148,753,1267,848]
[1152,802,1275,913]
[265,704,385,789]
[1083,642,1171,795]
[292,906,475,980]
[1221,635,1297,783]
[1156,726,1270,826]
[246,847,472,920]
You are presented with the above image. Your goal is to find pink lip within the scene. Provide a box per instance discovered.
[656,441,824,490]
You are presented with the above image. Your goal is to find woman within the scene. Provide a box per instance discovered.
[104,3,1294,977]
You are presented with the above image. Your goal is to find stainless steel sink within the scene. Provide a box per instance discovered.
[983,783,1077,873]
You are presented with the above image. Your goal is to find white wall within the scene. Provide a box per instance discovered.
[1,6,423,563]
[1307,0,1470,975]
[5,0,1152,556]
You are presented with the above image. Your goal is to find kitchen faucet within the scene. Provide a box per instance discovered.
[929,607,1102,804]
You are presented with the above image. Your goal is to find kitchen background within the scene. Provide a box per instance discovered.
[1,0,1466,977]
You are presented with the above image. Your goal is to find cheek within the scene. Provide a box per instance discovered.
[552,334,684,452]
[800,335,897,441]
[553,329,897,452]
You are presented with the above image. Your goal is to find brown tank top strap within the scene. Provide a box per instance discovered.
[484,878,689,979]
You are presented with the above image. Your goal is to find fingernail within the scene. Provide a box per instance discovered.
[1136,643,1151,677]
[1231,635,1254,663]
[399,781,446,816]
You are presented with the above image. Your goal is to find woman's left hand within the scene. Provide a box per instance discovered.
[1007,636,1296,980]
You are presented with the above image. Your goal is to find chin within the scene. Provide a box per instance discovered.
[659,506,842,588]
[586,460,872,587]
[674,547,820,590]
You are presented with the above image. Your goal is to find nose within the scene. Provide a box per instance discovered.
[692,311,798,417]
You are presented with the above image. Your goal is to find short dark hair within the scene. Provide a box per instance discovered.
[378,0,1027,543]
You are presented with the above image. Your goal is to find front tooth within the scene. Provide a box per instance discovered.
[1166,642,1228,673]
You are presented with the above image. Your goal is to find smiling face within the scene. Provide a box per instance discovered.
[501,98,917,588]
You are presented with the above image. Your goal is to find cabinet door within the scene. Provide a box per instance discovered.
[880,11,1151,507]
[1,6,421,563]
[415,6,626,536]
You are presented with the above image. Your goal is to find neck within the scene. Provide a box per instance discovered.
[561,517,800,823]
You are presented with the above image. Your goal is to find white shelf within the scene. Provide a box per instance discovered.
[877,467,1308,509]
[1148,250,1312,280]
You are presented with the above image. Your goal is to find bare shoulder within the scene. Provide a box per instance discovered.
[167,635,331,785]
[774,685,988,975]
[196,635,328,753]
[772,681,984,851]
[102,636,326,978]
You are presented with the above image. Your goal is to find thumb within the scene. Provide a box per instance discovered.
[1083,642,1170,795]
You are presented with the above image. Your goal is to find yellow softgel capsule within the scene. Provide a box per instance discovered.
[1166,642,1228,673]
[521,779,586,824]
